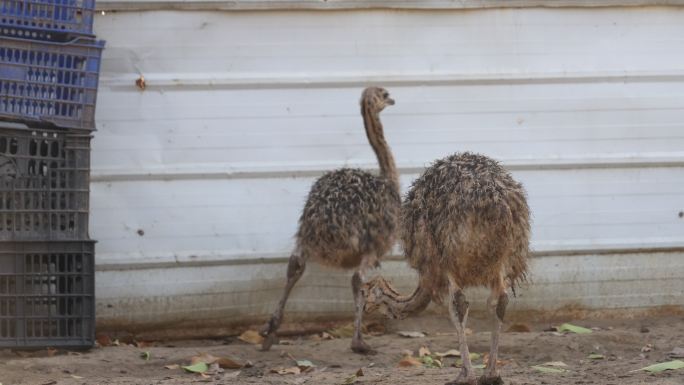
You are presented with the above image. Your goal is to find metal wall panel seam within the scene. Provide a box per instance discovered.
[95,0,684,12]
[89,157,684,182]
[98,70,684,90]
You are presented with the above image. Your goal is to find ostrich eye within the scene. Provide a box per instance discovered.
[382,92,389,98]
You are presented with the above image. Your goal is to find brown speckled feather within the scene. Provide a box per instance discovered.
[297,168,400,269]
[401,152,531,301]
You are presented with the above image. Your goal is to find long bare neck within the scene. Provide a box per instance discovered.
[365,275,432,319]
[361,104,399,191]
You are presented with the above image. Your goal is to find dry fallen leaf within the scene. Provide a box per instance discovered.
[164,364,180,370]
[238,330,264,345]
[46,347,58,357]
[355,368,364,376]
[418,346,431,357]
[398,356,422,367]
[506,323,532,333]
[135,75,146,91]
[187,353,243,370]
[190,353,219,365]
[271,366,302,375]
[217,357,243,369]
[532,365,567,373]
[397,331,426,338]
[435,328,472,336]
[364,321,386,336]
[96,334,112,347]
[542,361,568,367]
[70,375,84,379]
[309,332,335,341]
[641,344,653,353]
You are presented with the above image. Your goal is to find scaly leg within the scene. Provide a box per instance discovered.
[260,253,306,351]
[479,278,508,385]
[446,277,476,385]
[351,255,376,354]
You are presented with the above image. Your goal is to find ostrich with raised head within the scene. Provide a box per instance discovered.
[260,87,406,354]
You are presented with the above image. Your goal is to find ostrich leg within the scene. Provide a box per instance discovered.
[480,279,508,385]
[260,253,306,351]
[447,277,477,385]
[351,254,376,354]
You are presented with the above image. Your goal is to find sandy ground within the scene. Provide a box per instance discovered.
[1,314,684,385]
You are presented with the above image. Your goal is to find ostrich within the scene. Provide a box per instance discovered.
[260,87,401,354]
[364,152,531,385]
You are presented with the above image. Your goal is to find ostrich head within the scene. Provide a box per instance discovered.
[361,86,395,113]
[362,276,404,320]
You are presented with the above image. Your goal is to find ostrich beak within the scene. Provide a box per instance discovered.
[386,97,395,106]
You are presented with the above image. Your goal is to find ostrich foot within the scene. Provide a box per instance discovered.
[445,371,477,385]
[350,339,376,355]
[259,320,279,351]
[478,375,504,385]
[260,332,278,351]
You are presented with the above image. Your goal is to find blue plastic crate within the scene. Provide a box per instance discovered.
[0,35,104,131]
[0,0,96,40]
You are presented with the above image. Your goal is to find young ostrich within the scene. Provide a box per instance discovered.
[260,87,401,354]
[364,152,530,385]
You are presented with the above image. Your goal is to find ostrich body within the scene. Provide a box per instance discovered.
[260,87,399,354]
[365,152,530,385]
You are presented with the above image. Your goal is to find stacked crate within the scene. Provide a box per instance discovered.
[0,0,104,348]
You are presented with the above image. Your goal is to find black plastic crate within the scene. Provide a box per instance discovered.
[0,35,104,131]
[0,124,91,240]
[0,240,94,348]
[0,0,96,41]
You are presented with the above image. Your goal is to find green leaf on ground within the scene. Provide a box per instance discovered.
[473,364,486,369]
[557,323,592,334]
[140,351,151,361]
[588,354,605,360]
[296,360,315,372]
[328,324,355,338]
[436,349,461,358]
[342,375,358,384]
[532,365,568,373]
[182,362,209,374]
[631,360,684,373]
[421,355,442,368]
[455,353,482,367]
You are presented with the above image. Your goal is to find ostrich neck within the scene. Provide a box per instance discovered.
[362,105,399,191]
[370,275,432,318]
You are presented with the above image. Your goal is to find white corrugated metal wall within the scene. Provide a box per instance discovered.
[91,2,684,329]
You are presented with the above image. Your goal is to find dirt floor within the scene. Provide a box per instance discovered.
[1,314,684,385]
